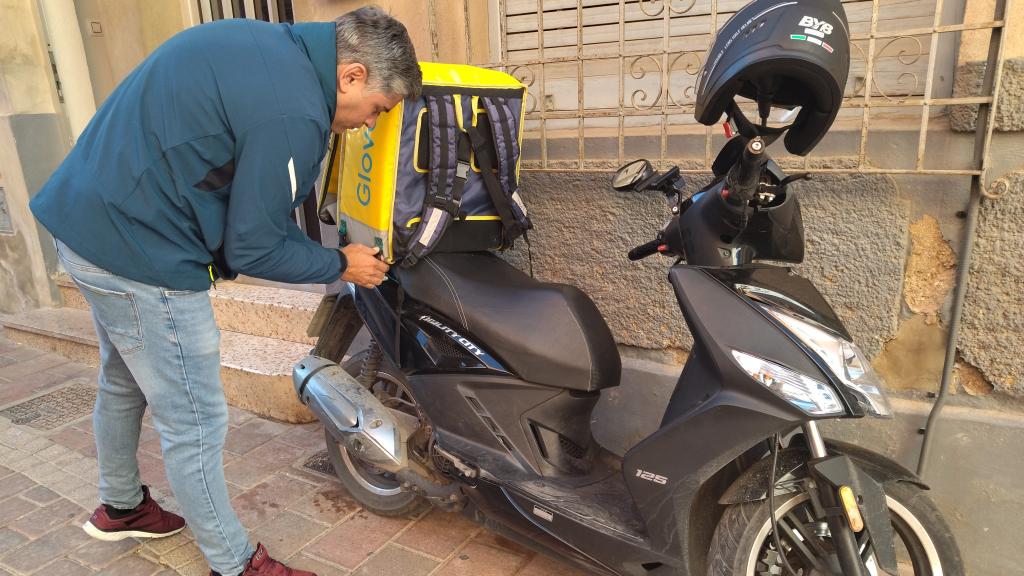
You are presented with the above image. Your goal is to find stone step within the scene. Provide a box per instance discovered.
[0,307,316,423]
[57,275,322,345]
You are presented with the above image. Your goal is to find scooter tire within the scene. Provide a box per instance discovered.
[319,351,430,518]
[706,479,963,576]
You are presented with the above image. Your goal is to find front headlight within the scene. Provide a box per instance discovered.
[760,306,893,418]
[732,350,845,416]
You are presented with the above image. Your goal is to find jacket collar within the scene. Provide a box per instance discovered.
[289,22,337,121]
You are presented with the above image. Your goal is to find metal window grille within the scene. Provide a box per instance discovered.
[183,0,294,25]
[478,0,1009,179]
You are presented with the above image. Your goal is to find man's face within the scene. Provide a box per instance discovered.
[333,63,404,133]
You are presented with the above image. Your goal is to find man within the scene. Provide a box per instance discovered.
[30,7,421,576]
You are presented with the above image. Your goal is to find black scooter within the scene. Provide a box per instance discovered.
[294,132,962,575]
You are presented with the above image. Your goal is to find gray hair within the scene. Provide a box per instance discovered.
[335,7,422,100]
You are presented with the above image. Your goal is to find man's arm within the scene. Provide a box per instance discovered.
[224,117,341,284]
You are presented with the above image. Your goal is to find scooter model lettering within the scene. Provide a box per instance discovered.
[635,469,669,485]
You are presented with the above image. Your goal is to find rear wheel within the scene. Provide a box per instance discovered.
[707,479,962,576]
[323,349,430,518]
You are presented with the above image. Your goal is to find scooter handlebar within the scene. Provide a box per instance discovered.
[628,238,664,261]
[725,137,767,207]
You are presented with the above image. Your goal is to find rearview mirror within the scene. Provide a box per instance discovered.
[612,159,653,191]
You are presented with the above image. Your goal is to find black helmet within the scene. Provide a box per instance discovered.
[694,0,850,156]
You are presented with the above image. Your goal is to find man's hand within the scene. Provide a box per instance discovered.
[341,244,390,288]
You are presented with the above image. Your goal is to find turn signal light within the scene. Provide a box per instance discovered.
[838,485,865,533]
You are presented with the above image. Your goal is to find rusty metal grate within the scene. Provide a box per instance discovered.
[0,380,95,430]
[301,450,336,477]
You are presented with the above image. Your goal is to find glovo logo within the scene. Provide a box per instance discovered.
[355,125,376,206]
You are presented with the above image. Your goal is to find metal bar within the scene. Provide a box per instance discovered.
[914,0,946,171]
[538,0,547,169]
[200,0,213,23]
[520,166,984,176]
[918,0,1011,479]
[520,94,992,119]
[578,0,585,170]
[266,0,278,23]
[856,0,881,169]
[428,0,440,61]
[803,422,829,459]
[618,0,624,166]
[464,0,473,64]
[705,0,719,169]
[220,0,234,18]
[243,0,255,19]
[850,20,1005,41]
[660,0,669,164]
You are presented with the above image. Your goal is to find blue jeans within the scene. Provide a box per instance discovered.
[56,241,254,575]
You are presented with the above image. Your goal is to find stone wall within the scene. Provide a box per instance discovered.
[509,150,1024,407]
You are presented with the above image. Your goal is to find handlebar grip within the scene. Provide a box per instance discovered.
[725,137,767,206]
[628,239,663,261]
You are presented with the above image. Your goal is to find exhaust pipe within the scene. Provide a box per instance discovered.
[293,355,409,469]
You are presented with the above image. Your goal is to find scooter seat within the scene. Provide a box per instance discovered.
[395,253,621,392]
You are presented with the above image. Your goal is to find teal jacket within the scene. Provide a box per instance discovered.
[31,20,342,290]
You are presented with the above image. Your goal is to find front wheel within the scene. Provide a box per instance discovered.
[707,479,963,576]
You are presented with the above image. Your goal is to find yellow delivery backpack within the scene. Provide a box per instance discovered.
[319,63,531,267]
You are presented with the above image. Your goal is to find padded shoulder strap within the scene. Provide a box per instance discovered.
[480,96,531,230]
[402,94,472,268]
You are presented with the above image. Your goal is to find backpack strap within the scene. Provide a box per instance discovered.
[480,96,531,231]
[466,122,523,249]
[402,94,472,268]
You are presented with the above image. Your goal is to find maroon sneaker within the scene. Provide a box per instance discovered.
[82,486,185,541]
[209,543,317,576]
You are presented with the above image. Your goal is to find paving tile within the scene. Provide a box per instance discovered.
[284,553,349,576]
[223,440,304,489]
[396,509,479,559]
[0,473,35,500]
[251,511,331,561]
[0,427,40,449]
[231,472,316,529]
[50,427,94,451]
[0,529,28,557]
[0,495,38,525]
[0,524,91,573]
[22,485,60,506]
[139,531,192,556]
[227,406,256,427]
[69,537,141,569]
[8,497,86,538]
[276,424,326,452]
[137,451,169,489]
[176,557,212,576]
[0,353,69,379]
[286,485,359,526]
[35,557,95,575]
[473,530,533,556]
[93,554,164,576]
[0,345,44,364]
[24,461,63,483]
[351,544,437,576]
[65,483,101,511]
[224,418,291,456]
[158,540,203,568]
[514,553,593,576]
[434,542,527,576]
[34,442,74,462]
[303,510,412,569]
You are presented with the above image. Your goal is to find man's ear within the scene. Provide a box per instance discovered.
[338,63,368,94]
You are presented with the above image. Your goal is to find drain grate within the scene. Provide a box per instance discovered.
[301,450,336,477]
[0,380,95,430]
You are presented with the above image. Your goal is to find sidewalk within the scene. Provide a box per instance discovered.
[0,331,588,576]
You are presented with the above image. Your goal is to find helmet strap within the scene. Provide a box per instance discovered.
[726,99,789,147]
